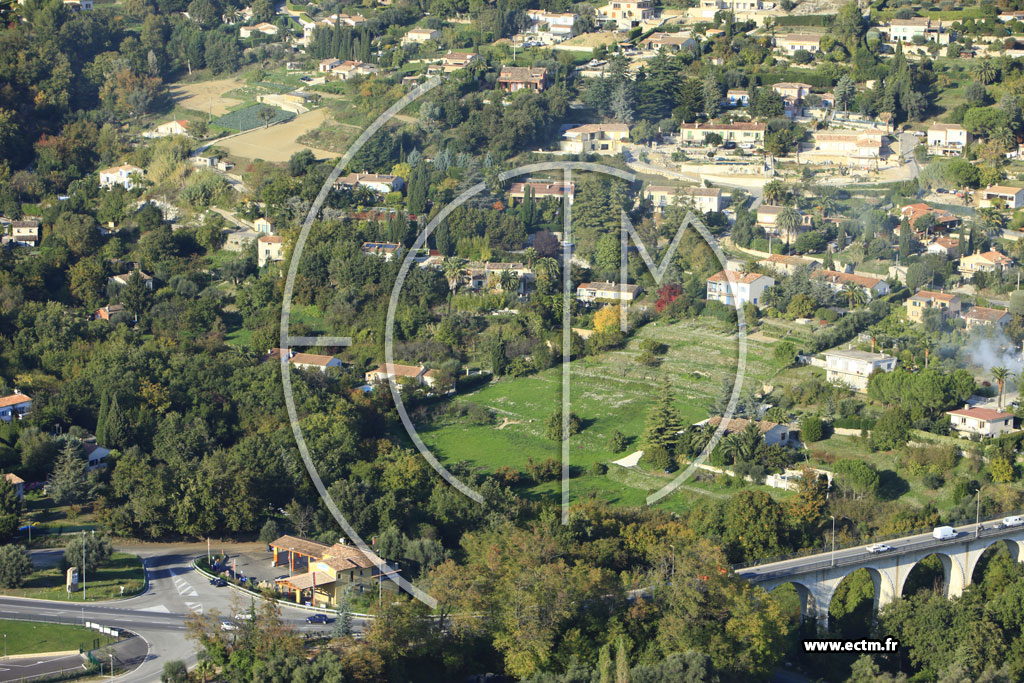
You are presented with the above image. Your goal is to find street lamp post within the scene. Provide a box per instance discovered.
[830,515,836,567]
[109,653,114,679]
[82,530,86,602]
[976,488,983,538]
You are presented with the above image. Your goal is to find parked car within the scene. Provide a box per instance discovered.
[306,613,331,624]
[866,543,892,554]
[220,621,237,631]
[234,613,253,621]
[210,578,228,587]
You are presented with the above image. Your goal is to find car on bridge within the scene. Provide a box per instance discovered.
[1000,516,1024,528]
[866,543,892,554]
[933,526,958,540]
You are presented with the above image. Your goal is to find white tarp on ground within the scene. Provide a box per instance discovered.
[611,450,643,468]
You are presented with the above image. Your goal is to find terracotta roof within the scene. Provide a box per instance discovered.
[4,473,24,485]
[0,393,31,409]
[577,281,641,293]
[321,542,381,570]
[269,535,330,558]
[965,306,1010,322]
[497,66,548,83]
[909,290,959,302]
[947,407,1013,421]
[812,269,884,289]
[707,269,771,284]
[932,237,959,249]
[565,123,630,134]
[929,123,965,132]
[772,82,813,89]
[984,185,1024,195]
[289,353,337,367]
[368,363,426,378]
[706,416,783,435]
[778,33,822,42]
[275,570,334,590]
[680,121,766,132]
[258,235,283,244]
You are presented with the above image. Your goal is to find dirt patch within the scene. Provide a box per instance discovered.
[168,78,246,116]
[217,109,340,162]
[496,418,523,430]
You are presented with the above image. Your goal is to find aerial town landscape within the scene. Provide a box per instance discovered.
[4,0,1024,678]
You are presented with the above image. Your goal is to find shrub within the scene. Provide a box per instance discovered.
[545,410,582,440]
[646,445,674,471]
[800,416,824,443]
[922,473,945,490]
[589,462,607,476]
[526,457,561,482]
[492,466,523,486]
[610,429,629,453]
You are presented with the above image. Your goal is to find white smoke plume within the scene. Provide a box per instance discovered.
[967,329,1023,376]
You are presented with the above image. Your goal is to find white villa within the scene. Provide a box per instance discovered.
[824,349,897,391]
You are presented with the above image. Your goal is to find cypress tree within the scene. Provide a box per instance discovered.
[95,390,110,445]
[615,636,631,683]
[104,394,129,450]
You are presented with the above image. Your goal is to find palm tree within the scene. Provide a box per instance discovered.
[499,269,519,293]
[993,366,1010,408]
[442,257,467,312]
[722,422,762,464]
[534,257,560,280]
[763,179,786,206]
[973,60,997,85]
[842,282,867,309]
[522,246,538,268]
[776,206,802,248]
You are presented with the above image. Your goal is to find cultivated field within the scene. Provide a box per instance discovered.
[216,109,341,162]
[418,317,780,511]
[168,78,246,116]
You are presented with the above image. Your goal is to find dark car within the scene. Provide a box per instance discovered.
[210,578,228,587]
[306,614,331,624]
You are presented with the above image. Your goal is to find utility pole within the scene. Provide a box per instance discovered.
[82,530,86,602]
[976,489,982,538]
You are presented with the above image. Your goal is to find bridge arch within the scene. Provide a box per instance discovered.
[827,567,894,636]
[768,580,818,623]
[968,538,1021,585]
[900,551,967,599]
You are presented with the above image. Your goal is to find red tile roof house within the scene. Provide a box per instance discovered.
[0,391,31,422]
[364,363,438,389]
[812,269,890,299]
[946,406,1017,438]
[266,348,344,372]
[496,66,549,92]
[706,270,774,307]
[964,306,1011,330]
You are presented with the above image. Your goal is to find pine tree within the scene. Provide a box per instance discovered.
[47,440,88,505]
[822,251,835,270]
[334,591,354,637]
[643,382,682,452]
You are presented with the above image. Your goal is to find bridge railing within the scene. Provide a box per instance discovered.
[731,508,1024,572]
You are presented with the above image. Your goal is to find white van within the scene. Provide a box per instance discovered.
[1001,516,1024,528]
[932,526,957,540]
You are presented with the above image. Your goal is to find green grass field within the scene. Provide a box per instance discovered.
[0,619,114,655]
[0,553,145,602]
[418,317,781,511]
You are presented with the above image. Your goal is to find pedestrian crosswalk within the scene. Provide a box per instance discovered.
[184,601,203,614]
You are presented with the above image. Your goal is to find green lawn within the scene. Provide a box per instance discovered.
[418,317,781,511]
[0,553,145,602]
[0,619,114,656]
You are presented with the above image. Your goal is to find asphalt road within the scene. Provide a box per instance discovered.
[0,550,368,682]
[738,518,1018,582]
